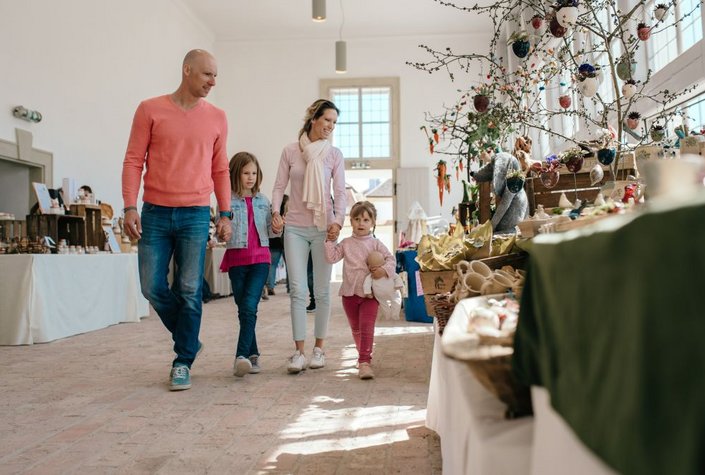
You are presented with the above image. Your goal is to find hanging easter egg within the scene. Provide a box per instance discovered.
[473,94,490,113]
[565,155,584,173]
[556,6,579,28]
[559,94,572,109]
[589,164,604,185]
[512,40,531,58]
[597,148,616,166]
[531,14,544,30]
[626,117,640,130]
[638,24,652,40]
[578,77,598,97]
[650,126,665,142]
[506,175,526,193]
[654,6,669,21]
[616,60,636,80]
[622,82,637,99]
[539,169,560,189]
[549,17,568,38]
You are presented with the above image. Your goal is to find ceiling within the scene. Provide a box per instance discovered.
[180,0,493,42]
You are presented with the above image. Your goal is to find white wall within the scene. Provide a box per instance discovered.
[0,0,214,210]
[215,33,489,221]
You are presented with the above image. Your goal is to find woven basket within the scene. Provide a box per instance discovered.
[464,344,533,419]
[430,292,456,335]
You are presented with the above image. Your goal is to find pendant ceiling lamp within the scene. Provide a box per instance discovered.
[312,0,326,22]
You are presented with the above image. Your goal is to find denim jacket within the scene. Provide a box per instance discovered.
[225,192,272,249]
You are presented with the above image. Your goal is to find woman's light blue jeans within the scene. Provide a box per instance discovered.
[284,225,332,341]
[138,203,210,368]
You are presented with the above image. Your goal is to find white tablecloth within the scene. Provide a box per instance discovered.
[426,301,534,475]
[0,254,149,345]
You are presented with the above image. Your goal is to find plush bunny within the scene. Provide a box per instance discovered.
[471,152,529,233]
[514,135,539,173]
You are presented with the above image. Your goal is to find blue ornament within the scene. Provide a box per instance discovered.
[597,148,616,165]
[512,40,531,59]
[578,63,595,77]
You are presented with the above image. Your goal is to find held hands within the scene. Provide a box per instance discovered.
[123,209,142,240]
[272,212,284,235]
[326,223,342,241]
[216,217,232,242]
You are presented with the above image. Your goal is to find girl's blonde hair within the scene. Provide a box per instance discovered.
[298,99,340,139]
[350,201,377,234]
[229,151,262,196]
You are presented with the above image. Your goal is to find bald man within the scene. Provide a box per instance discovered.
[121,49,232,391]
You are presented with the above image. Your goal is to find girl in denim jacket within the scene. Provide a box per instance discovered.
[220,152,282,377]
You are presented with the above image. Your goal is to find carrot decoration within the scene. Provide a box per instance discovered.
[429,138,435,154]
[455,165,460,181]
[432,128,439,143]
[459,160,464,172]
[436,160,447,205]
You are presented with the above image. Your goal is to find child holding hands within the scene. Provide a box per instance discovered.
[324,201,396,379]
[220,152,282,377]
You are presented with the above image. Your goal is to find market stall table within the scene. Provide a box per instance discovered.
[514,191,705,475]
[0,253,149,345]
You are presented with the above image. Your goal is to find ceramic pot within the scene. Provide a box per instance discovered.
[506,176,525,193]
[512,40,530,58]
[622,83,637,99]
[626,118,640,130]
[559,94,572,109]
[616,60,636,80]
[565,155,584,173]
[473,94,490,113]
[651,128,665,141]
[470,260,493,279]
[578,77,598,97]
[638,26,651,40]
[549,17,567,37]
[597,148,616,166]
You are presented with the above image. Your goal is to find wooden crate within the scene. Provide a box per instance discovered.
[70,204,104,248]
[0,219,26,241]
[26,214,86,248]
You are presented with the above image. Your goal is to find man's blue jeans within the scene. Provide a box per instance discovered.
[228,263,269,358]
[138,203,210,368]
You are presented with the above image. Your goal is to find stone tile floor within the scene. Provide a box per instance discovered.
[0,283,441,474]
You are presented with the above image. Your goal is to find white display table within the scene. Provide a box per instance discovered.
[0,254,149,345]
[426,303,533,474]
[205,247,231,297]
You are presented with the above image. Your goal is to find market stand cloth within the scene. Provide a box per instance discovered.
[513,192,705,475]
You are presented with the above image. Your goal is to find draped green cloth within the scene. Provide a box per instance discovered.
[513,192,705,475]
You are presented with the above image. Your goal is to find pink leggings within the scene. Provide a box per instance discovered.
[341,296,379,364]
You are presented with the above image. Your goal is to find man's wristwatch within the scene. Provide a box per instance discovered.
[219,210,234,220]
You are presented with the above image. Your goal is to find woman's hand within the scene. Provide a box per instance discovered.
[272,212,285,234]
[326,223,342,241]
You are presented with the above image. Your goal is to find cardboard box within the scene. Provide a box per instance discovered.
[419,270,456,296]
[680,136,705,155]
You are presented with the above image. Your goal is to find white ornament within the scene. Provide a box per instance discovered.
[556,6,579,28]
[622,83,637,99]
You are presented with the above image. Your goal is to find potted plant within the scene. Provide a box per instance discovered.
[622,79,638,99]
[508,30,531,59]
[654,4,669,21]
[626,111,641,130]
[506,169,526,193]
[650,124,666,142]
[637,22,652,40]
[560,147,586,173]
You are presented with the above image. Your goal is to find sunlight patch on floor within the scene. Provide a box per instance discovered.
[374,325,434,336]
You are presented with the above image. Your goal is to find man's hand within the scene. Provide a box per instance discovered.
[326,223,342,241]
[123,209,142,240]
[217,217,232,242]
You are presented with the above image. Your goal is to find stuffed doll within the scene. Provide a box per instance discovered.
[514,135,539,173]
[471,152,529,233]
[363,250,404,320]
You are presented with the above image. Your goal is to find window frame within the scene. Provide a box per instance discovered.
[320,77,400,171]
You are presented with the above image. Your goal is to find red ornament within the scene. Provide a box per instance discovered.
[549,17,567,38]
[531,15,543,30]
[565,156,584,173]
[638,26,651,41]
[559,95,572,109]
[473,94,490,113]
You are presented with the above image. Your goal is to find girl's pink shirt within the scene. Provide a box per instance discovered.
[271,142,346,229]
[324,234,396,297]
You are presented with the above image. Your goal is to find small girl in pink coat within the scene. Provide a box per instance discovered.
[324,201,396,379]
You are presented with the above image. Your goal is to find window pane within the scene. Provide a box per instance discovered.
[362,123,390,158]
[331,88,359,124]
[681,0,703,51]
[334,123,359,158]
[361,88,390,123]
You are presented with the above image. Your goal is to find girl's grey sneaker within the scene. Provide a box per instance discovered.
[309,347,325,369]
[233,356,252,377]
[249,355,261,374]
[287,351,307,374]
[170,364,191,390]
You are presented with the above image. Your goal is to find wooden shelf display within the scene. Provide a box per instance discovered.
[0,219,26,241]
[26,214,86,247]
[69,204,104,248]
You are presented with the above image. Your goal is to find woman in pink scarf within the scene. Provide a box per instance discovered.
[271,99,347,374]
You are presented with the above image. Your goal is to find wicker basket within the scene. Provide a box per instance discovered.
[430,292,456,335]
[464,344,533,419]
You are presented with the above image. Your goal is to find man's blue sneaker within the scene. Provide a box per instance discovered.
[170,364,191,391]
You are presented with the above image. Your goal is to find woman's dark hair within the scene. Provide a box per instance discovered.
[79,185,93,194]
[299,99,340,139]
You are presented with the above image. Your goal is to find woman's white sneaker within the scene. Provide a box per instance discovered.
[287,351,307,374]
[309,347,325,369]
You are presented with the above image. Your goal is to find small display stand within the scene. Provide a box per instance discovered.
[396,249,433,323]
[26,214,86,249]
[69,204,104,249]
